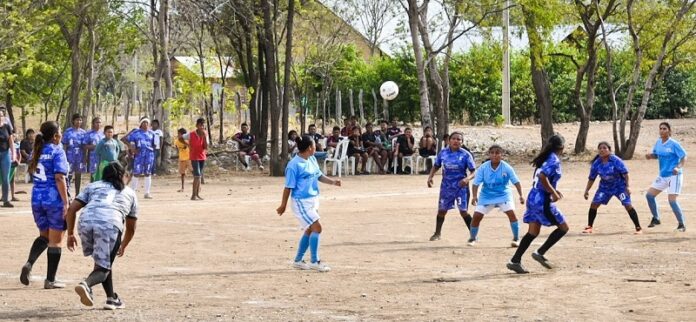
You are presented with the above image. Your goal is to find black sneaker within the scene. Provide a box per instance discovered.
[429,233,441,241]
[104,293,125,310]
[2,201,14,208]
[506,261,529,274]
[648,218,661,227]
[20,262,32,286]
[532,252,553,269]
[676,223,686,232]
[74,281,94,306]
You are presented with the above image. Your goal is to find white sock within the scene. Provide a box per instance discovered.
[145,176,152,194]
[131,177,140,191]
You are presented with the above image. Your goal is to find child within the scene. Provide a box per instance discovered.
[426,132,475,241]
[507,134,568,274]
[175,128,191,192]
[277,135,341,272]
[94,126,121,182]
[470,145,525,247]
[418,126,437,174]
[583,142,642,234]
[20,121,70,288]
[66,162,137,310]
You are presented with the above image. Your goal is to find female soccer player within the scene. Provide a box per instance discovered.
[67,162,137,310]
[20,121,70,288]
[426,132,475,241]
[277,135,341,272]
[62,113,86,194]
[470,145,525,247]
[126,117,155,199]
[582,142,642,234]
[645,122,688,231]
[507,134,568,274]
[83,117,104,182]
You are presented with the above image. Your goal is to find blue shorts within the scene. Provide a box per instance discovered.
[592,188,631,206]
[523,190,566,227]
[32,203,66,231]
[133,150,155,176]
[191,160,205,177]
[438,181,470,212]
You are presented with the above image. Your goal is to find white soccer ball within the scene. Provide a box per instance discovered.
[380,81,399,101]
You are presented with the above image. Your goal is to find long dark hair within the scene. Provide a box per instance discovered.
[29,121,60,174]
[590,141,611,164]
[531,134,565,168]
[296,134,314,152]
[102,161,126,191]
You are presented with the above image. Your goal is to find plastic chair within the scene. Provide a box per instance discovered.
[416,138,439,172]
[323,139,351,177]
[228,140,251,170]
[392,137,415,174]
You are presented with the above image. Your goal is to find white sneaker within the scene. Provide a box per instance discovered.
[243,166,250,171]
[309,261,331,272]
[104,293,125,310]
[511,239,520,247]
[467,238,477,246]
[144,193,153,199]
[292,261,310,270]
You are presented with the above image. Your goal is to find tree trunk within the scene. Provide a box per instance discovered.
[280,0,295,167]
[522,6,554,145]
[262,0,280,175]
[406,0,432,128]
[82,22,97,125]
[64,31,83,129]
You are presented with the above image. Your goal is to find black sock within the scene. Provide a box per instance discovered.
[511,233,536,263]
[537,228,567,255]
[461,214,472,230]
[26,236,49,265]
[46,247,62,282]
[628,208,641,229]
[85,267,110,287]
[102,272,114,298]
[435,215,445,235]
[588,208,598,227]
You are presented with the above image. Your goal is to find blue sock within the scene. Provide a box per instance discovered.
[669,200,685,225]
[510,221,520,240]
[646,193,660,220]
[294,234,310,262]
[470,227,479,241]
[309,232,320,263]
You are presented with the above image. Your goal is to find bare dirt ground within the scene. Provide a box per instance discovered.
[1,119,695,321]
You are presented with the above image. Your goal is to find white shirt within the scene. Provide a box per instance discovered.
[152,129,163,150]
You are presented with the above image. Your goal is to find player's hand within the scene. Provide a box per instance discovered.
[519,196,525,205]
[458,178,469,188]
[334,180,342,187]
[551,191,562,202]
[62,205,69,219]
[427,177,434,188]
[67,235,77,252]
[626,187,631,196]
[471,197,478,206]
[583,191,589,200]
[276,205,286,216]
[117,245,127,257]
[644,153,652,160]
[673,167,680,175]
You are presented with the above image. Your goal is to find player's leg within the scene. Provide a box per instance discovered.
[293,228,312,269]
[468,210,485,246]
[238,151,248,168]
[20,217,49,286]
[668,174,685,231]
[646,177,667,227]
[431,187,454,240]
[504,208,520,247]
[45,222,65,289]
[430,210,448,241]
[307,220,329,271]
[251,152,263,169]
[508,222,541,274]
[583,203,601,233]
[532,202,569,270]
[457,187,472,230]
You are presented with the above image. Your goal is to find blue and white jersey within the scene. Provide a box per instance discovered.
[652,138,687,177]
[589,154,628,192]
[473,160,520,205]
[530,152,562,193]
[128,129,155,153]
[62,127,86,163]
[31,144,69,206]
[434,147,476,184]
[284,155,322,200]
[84,129,105,169]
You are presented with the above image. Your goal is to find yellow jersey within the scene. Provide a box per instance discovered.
[175,139,190,161]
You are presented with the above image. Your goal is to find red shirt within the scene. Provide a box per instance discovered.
[189,130,207,161]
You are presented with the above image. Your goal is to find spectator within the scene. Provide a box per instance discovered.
[151,119,163,173]
[347,126,369,174]
[307,124,324,151]
[340,118,352,137]
[184,118,208,200]
[387,119,402,139]
[94,126,121,182]
[326,126,342,150]
[174,128,190,192]
[394,127,415,174]
[20,129,35,164]
[288,130,299,156]
[362,123,387,174]
[232,123,263,171]
[418,126,437,174]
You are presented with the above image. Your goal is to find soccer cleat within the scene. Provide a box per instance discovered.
[44,279,66,289]
[74,281,94,307]
[648,218,661,227]
[510,239,520,247]
[20,263,32,286]
[506,261,529,274]
[144,194,153,199]
[676,223,686,232]
[309,261,331,272]
[582,226,593,234]
[292,261,310,270]
[532,252,553,269]
[104,293,125,310]
[429,233,441,241]
[634,227,643,235]
[467,238,477,246]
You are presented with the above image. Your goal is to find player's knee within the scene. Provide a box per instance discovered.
[668,194,678,202]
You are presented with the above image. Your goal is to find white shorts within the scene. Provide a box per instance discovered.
[291,197,320,230]
[474,201,515,215]
[651,174,683,195]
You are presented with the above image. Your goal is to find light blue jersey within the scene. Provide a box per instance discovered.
[284,155,322,199]
[473,160,520,205]
[653,138,687,177]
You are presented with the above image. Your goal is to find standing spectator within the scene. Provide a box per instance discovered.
[62,113,86,195]
[0,111,14,207]
[184,118,208,200]
[20,129,35,163]
[10,138,21,201]
[83,117,104,182]
[175,128,190,193]
[94,126,121,181]
[125,117,156,199]
[232,123,264,171]
[151,119,163,173]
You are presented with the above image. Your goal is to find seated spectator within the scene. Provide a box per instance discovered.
[340,118,352,137]
[326,126,342,150]
[288,130,299,156]
[442,133,449,149]
[387,119,402,139]
[362,123,387,174]
[307,124,324,151]
[418,126,437,174]
[348,126,369,174]
[394,127,415,174]
[233,123,264,171]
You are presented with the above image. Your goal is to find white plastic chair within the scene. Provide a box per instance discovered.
[416,138,439,172]
[323,139,351,177]
[228,140,251,170]
[392,137,415,174]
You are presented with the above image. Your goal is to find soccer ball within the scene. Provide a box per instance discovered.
[380,81,399,101]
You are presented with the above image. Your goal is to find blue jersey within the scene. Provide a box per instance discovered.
[84,129,105,170]
[653,138,687,177]
[284,155,322,199]
[589,154,628,192]
[62,127,86,162]
[434,147,476,184]
[531,152,562,193]
[31,144,69,206]
[473,160,520,205]
[128,129,155,153]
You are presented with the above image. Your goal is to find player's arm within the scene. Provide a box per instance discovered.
[118,217,137,256]
[583,179,595,200]
[538,173,561,201]
[623,173,631,195]
[471,184,479,206]
[66,199,86,251]
[276,188,292,215]
[319,175,341,187]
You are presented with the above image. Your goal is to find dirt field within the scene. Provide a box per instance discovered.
[1,119,695,321]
